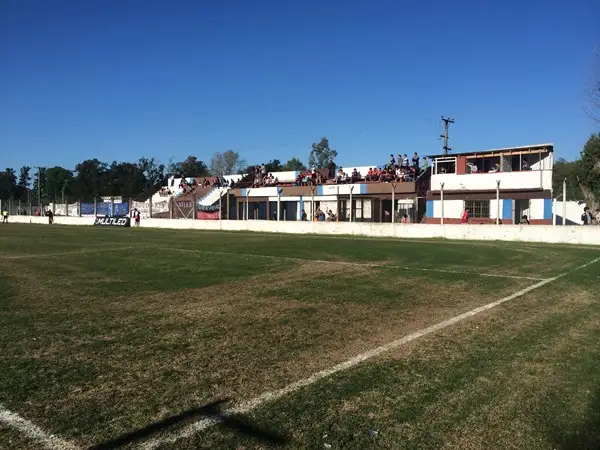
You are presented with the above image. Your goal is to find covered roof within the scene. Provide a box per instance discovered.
[426,143,554,159]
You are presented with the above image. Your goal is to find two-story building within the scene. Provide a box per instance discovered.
[228,166,427,222]
[425,143,554,225]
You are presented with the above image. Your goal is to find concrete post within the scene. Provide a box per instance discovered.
[440,182,445,225]
[496,180,501,225]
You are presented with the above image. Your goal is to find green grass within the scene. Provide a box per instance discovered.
[0,224,599,449]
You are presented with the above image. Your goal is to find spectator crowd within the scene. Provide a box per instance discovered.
[250,152,423,188]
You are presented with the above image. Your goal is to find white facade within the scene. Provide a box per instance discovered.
[8,215,600,246]
[431,169,553,192]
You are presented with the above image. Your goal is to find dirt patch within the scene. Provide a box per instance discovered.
[112,261,372,319]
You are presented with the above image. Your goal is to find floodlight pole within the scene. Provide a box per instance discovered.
[245,190,250,221]
[562,179,567,226]
[277,188,282,222]
[440,182,445,225]
[496,180,501,225]
[349,186,354,222]
[391,182,397,224]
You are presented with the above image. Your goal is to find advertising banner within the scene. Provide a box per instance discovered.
[93,217,131,227]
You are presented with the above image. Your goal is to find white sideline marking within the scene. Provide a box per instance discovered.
[142,256,600,449]
[0,404,77,449]
[5,246,134,260]
[156,246,547,281]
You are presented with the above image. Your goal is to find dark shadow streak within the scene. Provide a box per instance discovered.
[88,399,289,449]
[549,387,600,450]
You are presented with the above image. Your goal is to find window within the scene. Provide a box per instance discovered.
[464,200,489,219]
[434,157,456,174]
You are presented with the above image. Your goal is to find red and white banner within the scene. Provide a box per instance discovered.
[196,211,220,220]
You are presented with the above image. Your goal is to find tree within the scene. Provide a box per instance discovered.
[552,158,582,200]
[585,50,600,125]
[138,157,166,187]
[179,156,209,177]
[308,137,337,169]
[574,133,600,211]
[72,159,107,201]
[264,159,282,173]
[210,150,246,177]
[31,168,47,205]
[44,167,74,201]
[0,168,17,200]
[18,166,31,190]
[282,157,306,171]
[104,162,146,198]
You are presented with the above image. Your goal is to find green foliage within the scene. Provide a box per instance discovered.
[210,150,246,176]
[0,168,17,200]
[308,137,337,169]
[575,133,600,209]
[18,166,31,189]
[44,166,74,199]
[138,158,166,187]
[552,158,582,200]
[282,157,306,171]
[72,159,107,201]
[264,159,283,173]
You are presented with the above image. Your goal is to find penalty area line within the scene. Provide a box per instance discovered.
[5,246,135,260]
[0,404,77,450]
[155,246,547,281]
[142,255,600,449]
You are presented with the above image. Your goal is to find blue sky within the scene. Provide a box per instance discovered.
[1,0,598,172]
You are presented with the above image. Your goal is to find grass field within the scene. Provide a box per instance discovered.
[1,224,599,450]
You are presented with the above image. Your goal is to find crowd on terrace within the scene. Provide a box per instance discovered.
[251,152,424,188]
[168,176,235,196]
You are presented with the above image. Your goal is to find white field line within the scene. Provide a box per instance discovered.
[0,404,77,450]
[142,255,600,449]
[5,246,135,260]
[155,246,547,281]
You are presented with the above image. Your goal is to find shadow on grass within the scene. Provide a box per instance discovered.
[88,399,289,449]
[549,387,600,450]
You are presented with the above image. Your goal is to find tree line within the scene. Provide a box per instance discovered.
[553,133,600,211]
[0,138,338,202]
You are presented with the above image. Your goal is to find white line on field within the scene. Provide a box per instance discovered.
[5,246,135,260]
[0,404,77,450]
[142,255,600,449]
[155,246,547,281]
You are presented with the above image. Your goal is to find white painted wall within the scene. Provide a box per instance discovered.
[554,200,588,225]
[7,215,600,246]
[431,170,552,192]
[433,200,463,219]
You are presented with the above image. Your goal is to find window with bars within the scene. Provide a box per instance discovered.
[464,200,490,219]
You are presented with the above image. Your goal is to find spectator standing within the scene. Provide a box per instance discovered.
[403,154,409,170]
[47,209,54,225]
[135,210,141,227]
[581,207,593,225]
[412,152,420,172]
[461,208,469,224]
[2,209,8,223]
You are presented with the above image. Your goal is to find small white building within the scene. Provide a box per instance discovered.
[425,143,554,224]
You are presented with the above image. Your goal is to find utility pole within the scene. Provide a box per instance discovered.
[440,116,454,155]
[34,166,43,208]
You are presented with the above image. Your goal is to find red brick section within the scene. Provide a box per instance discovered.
[424,217,516,224]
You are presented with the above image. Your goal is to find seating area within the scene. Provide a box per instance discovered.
[249,152,424,188]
